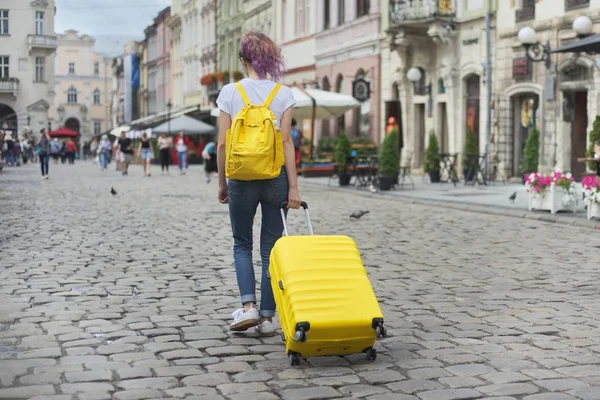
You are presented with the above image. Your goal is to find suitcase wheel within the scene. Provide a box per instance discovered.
[375,323,387,339]
[366,348,377,361]
[293,330,307,343]
[289,353,301,367]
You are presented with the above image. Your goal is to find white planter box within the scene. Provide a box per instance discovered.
[588,202,600,220]
[528,183,577,214]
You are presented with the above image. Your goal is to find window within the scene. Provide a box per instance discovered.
[94,121,102,135]
[516,0,535,22]
[35,56,44,81]
[324,0,330,29]
[67,86,77,104]
[338,0,345,25]
[0,56,8,78]
[296,0,305,34]
[68,63,75,74]
[0,10,8,35]
[35,11,44,35]
[93,88,101,104]
[94,62,99,76]
[356,0,369,18]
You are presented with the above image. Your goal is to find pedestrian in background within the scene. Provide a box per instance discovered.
[50,138,61,164]
[157,132,172,175]
[98,135,111,171]
[38,129,50,179]
[175,131,190,175]
[202,140,217,183]
[216,31,301,336]
[118,131,134,176]
[291,118,303,169]
[137,132,154,177]
[65,138,76,164]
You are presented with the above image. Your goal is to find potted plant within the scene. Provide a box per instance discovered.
[526,171,577,214]
[424,130,441,183]
[222,70,230,84]
[583,175,600,219]
[334,129,352,186]
[378,128,400,191]
[317,137,335,160]
[586,116,600,170]
[232,70,244,82]
[521,127,540,184]
[463,126,478,182]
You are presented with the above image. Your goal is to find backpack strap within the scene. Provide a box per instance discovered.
[235,82,251,106]
[263,84,281,107]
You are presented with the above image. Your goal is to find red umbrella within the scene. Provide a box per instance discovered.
[49,128,78,138]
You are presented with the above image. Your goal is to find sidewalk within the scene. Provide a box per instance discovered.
[300,174,600,230]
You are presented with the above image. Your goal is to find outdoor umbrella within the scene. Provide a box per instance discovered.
[49,128,78,138]
[290,87,361,120]
[552,33,600,54]
[152,115,216,136]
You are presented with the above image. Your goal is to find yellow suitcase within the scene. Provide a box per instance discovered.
[268,201,386,366]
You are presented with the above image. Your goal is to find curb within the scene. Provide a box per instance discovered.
[301,180,600,231]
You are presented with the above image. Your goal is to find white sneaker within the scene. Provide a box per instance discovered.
[255,320,276,337]
[230,308,259,331]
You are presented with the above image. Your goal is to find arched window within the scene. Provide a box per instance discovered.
[67,86,77,104]
[93,88,101,105]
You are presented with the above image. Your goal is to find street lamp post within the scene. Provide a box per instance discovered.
[167,100,172,137]
[407,67,432,117]
[517,15,593,70]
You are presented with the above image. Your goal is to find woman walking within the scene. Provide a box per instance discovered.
[137,132,154,177]
[216,31,302,336]
[157,132,172,175]
[38,129,51,179]
[175,131,190,175]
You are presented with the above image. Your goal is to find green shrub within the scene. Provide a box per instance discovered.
[424,130,440,174]
[462,126,478,174]
[334,130,352,173]
[317,137,335,154]
[379,128,400,177]
[521,127,540,173]
[586,115,600,169]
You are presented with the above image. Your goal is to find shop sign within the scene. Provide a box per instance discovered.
[512,57,531,78]
[352,78,370,102]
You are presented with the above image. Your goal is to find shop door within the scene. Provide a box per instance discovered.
[571,91,588,180]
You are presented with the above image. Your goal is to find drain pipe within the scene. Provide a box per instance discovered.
[484,1,493,173]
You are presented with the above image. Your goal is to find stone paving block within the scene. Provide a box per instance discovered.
[445,363,496,376]
[164,386,219,398]
[205,361,253,373]
[232,370,274,383]
[216,382,270,395]
[337,384,391,397]
[0,384,56,398]
[115,368,153,380]
[19,372,62,385]
[60,383,115,394]
[523,395,577,400]
[406,367,452,380]
[476,383,539,396]
[227,393,281,400]
[116,377,179,390]
[113,389,163,400]
[417,388,483,400]
[479,371,532,384]
[64,370,113,383]
[386,380,445,394]
[182,372,230,386]
[279,387,342,400]
[153,366,204,377]
[438,376,484,388]
[160,349,204,360]
[534,378,590,391]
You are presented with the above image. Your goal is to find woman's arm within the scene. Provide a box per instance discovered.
[280,108,301,208]
[217,111,231,189]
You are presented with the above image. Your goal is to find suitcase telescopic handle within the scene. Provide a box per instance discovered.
[280,201,314,236]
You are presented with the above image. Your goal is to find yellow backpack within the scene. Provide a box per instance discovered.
[225,82,285,180]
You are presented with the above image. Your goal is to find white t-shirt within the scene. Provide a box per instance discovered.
[176,137,187,152]
[216,78,297,128]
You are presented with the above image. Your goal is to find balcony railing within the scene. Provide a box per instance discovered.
[0,79,18,95]
[389,0,454,25]
[565,0,589,10]
[27,34,58,53]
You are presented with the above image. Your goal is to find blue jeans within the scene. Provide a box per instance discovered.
[100,150,109,169]
[178,151,187,171]
[228,167,289,317]
[39,154,49,176]
[6,151,14,166]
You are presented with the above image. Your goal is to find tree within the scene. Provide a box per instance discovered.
[521,127,540,173]
[379,128,400,177]
[424,130,440,174]
[587,115,600,169]
[334,129,352,174]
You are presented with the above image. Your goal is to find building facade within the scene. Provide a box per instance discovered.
[216,0,244,79]
[110,40,141,127]
[381,0,495,171]
[274,0,317,86]
[0,0,56,137]
[200,0,217,107]
[315,0,382,144]
[169,0,184,109]
[181,0,202,106]
[145,7,172,116]
[495,0,600,180]
[50,30,111,141]
[242,0,273,37]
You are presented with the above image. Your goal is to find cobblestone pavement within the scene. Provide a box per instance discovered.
[1,162,600,400]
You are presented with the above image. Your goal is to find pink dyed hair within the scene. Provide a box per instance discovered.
[239,32,285,81]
